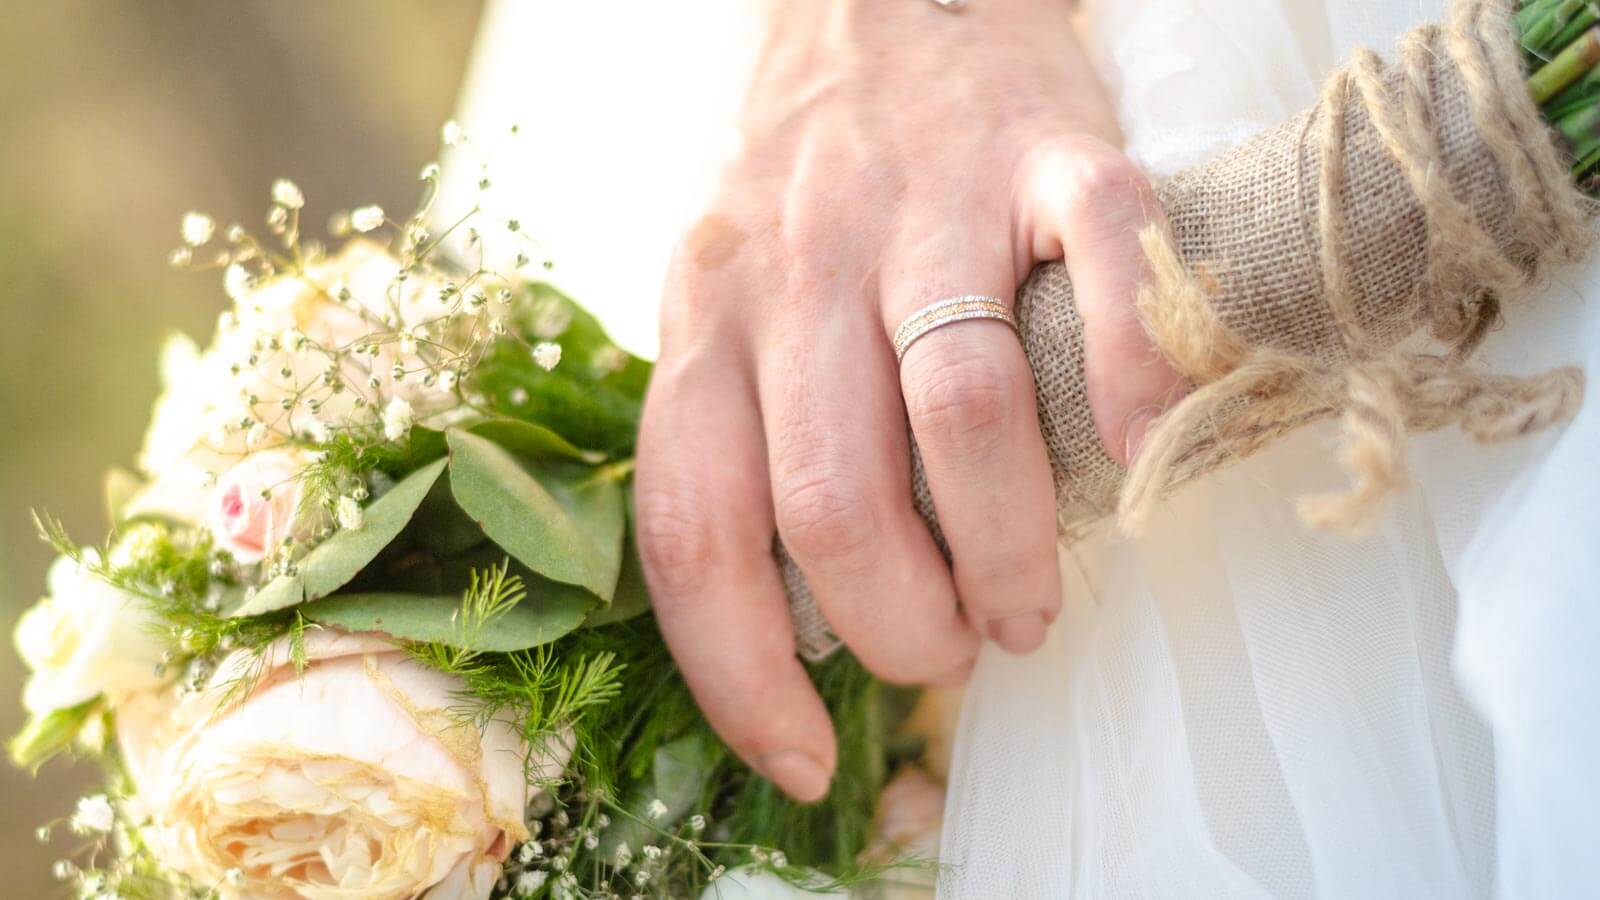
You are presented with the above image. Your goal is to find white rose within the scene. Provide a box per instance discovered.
[133,242,470,511]
[121,630,565,900]
[13,554,169,716]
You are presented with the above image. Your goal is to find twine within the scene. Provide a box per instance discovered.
[1117,0,1593,536]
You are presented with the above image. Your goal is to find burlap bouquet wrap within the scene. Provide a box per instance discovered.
[784,0,1595,660]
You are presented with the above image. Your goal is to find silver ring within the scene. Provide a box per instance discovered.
[893,295,1017,362]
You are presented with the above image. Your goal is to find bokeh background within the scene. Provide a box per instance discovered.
[0,2,483,892]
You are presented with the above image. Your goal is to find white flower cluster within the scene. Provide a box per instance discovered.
[131,179,526,569]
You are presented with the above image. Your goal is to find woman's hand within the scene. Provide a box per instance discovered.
[634,0,1182,801]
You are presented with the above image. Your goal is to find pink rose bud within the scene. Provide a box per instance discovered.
[205,448,310,564]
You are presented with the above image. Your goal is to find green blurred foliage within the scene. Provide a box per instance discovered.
[0,1,482,892]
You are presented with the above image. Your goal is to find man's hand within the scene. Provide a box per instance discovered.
[634,0,1182,801]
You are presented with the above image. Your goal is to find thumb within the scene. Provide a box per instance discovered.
[1016,138,1187,465]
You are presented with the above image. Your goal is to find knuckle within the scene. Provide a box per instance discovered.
[772,463,879,567]
[904,350,1018,453]
[1063,152,1153,225]
[633,483,721,601]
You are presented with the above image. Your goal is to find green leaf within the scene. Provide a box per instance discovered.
[468,418,607,464]
[447,430,625,601]
[232,459,448,617]
[399,426,450,470]
[599,730,723,858]
[469,283,653,456]
[301,588,592,651]
[586,498,651,627]
[9,699,99,772]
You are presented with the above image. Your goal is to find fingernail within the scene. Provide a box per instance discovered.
[987,610,1049,654]
[756,750,831,803]
[1123,408,1159,465]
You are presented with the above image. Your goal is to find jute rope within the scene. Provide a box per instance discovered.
[1119,0,1591,536]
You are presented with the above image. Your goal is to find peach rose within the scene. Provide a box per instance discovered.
[120,630,568,900]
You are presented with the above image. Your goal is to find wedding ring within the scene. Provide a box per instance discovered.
[893,295,1017,362]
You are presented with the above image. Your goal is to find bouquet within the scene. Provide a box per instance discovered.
[10,148,938,898]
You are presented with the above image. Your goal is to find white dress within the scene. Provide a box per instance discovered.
[445,1,1600,897]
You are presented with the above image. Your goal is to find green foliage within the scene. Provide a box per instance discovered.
[234,458,448,617]
[446,429,626,602]
[407,563,624,780]
[467,418,607,464]
[470,283,653,457]
[9,699,99,771]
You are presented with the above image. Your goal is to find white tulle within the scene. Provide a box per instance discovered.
[448,1,1600,896]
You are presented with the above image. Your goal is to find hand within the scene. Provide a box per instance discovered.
[634,0,1181,801]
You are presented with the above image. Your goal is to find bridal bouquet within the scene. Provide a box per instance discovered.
[10,148,929,899]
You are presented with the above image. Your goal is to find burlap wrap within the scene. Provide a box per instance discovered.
[784,0,1595,660]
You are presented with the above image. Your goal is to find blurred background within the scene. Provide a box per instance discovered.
[0,2,483,892]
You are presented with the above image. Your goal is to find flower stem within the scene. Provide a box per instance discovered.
[1529,26,1600,103]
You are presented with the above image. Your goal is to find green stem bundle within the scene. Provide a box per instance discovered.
[1522,0,1600,178]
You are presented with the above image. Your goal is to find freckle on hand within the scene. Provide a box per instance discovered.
[686,214,746,271]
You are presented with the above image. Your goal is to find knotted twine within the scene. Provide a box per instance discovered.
[784,0,1595,661]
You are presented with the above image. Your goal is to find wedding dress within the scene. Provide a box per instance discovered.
[444,1,1600,897]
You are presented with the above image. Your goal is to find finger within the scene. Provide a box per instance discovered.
[758,291,979,686]
[887,228,1063,655]
[635,340,836,802]
[1021,140,1187,465]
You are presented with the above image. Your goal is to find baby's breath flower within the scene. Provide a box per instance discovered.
[350,205,385,233]
[382,397,413,442]
[267,205,290,233]
[531,341,562,371]
[69,794,115,835]
[514,870,548,896]
[224,263,253,302]
[441,120,465,147]
[225,867,247,886]
[181,212,216,246]
[327,210,351,237]
[398,332,418,356]
[647,799,669,821]
[168,246,193,268]
[419,161,441,181]
[271,179,305,210]
[336,496,364,531]
[688,814,706,832]
[304,418,330,445]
